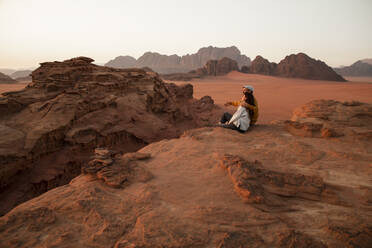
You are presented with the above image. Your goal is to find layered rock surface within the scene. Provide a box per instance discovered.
[105,46,251,74]
[248,53,346,81]
[286,99,372,139]
[0,99,371,247]
[0,56,221,215]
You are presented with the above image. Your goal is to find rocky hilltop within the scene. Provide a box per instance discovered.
[0,99,371,247]
[361,58,372,65]
[334,60,372,76]
[249,53,346,81]
[0,72,17,84]
[105,55,137,69]
[0,57,221,215]
[105,46,251,74]
[162,57,239,81]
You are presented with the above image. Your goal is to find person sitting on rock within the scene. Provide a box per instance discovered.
[219,85,258,132]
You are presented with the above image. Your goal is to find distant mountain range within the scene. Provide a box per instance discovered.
[105,46,251,74]
[0,69,16,75]
[0,72,17,84]
[334,59,372,76]
[10,70,32,80]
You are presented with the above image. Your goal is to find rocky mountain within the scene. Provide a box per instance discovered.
[361,58,372,65]
[105,56,137,68]
[105,46,251,74]
[248,53,346,81]
[162,57,239,81]
[0,56,221,216]
[248,55,277,75]
[0,99,371,247]
[0,69,16,75]
[276,53,346,81]
[10,70,33,80]
[334,60,372,76]
[0,72,17,84]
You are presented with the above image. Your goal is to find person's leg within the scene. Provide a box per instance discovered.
[220,112,232,124]
[220,123,246,133]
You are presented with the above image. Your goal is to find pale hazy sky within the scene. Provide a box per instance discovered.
[0,0,371,69]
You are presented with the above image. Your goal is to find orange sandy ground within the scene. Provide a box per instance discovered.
[0,82,29,95]
[173,72,372,124]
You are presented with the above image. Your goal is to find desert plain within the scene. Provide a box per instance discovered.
[172,72,372,123]
[3,73,372,124]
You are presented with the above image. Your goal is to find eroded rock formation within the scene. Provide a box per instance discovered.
[0,56,221,215]
[105,46,251,74]
[162,57,239,81]
[0,99,371,247]
[248,53,346,81]
[249,55,277,75]
[286,99,372,139]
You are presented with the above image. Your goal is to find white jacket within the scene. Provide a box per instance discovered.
[228,106,250,131]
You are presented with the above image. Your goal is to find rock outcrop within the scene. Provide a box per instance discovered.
[276,53,346,81]
[249,55,277,75]
[0,72,17,84]
[105,46,251,74]
[162,57,239,81]
[334,60,372,76]
[0,56,221,215]
[197,57,239,76]
[1,98,371,247]
[285,99,372,139]
[247,53,346,81]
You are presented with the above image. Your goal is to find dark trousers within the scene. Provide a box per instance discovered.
[219,112,244,132]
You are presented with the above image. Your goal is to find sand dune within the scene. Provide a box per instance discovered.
[173,71,372,123]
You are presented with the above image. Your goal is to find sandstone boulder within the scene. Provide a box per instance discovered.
[286,99,372,139]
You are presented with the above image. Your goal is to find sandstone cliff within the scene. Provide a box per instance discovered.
[105,46,251,74]
[162,57,239,81]
[0,99,371,247]
[248,53,346,81]
[0,56,221,215]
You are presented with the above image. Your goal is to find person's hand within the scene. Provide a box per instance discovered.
[224,101,232,106]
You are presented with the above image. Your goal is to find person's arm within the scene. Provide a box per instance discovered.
[225,101,240,107]
[228,107,243,124]
[240,101,257,111]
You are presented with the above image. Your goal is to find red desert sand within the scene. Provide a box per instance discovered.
[172,72,372,123]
